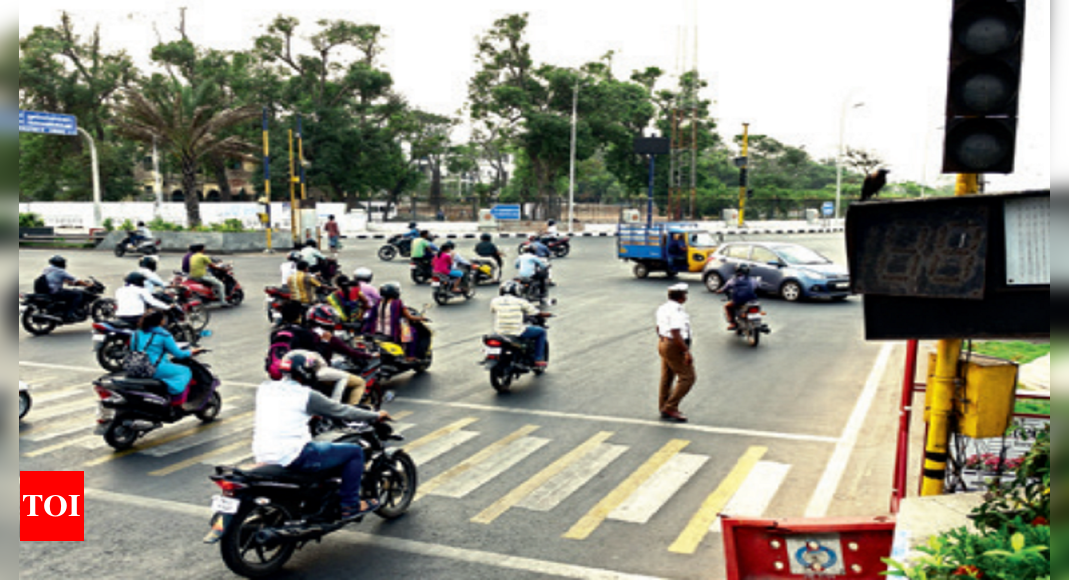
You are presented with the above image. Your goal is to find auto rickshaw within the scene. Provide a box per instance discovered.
[617,223,722,279]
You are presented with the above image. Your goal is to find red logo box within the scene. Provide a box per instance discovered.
[20,471,85,542]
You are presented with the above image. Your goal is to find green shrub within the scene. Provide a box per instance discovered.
[209,219,246,233]
[147,217,185,232]
[102,218,115,232]
[119,219,135,232]
[19,213,45,228]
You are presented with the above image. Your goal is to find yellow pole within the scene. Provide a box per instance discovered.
[920,172,979,496]
[288,130,299,247]
[263,120,273,252]
[738,123,750,227]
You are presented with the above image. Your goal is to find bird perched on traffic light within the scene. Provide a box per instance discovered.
[860,169,890,201]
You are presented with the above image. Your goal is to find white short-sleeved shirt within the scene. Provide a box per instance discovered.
[656,300,691,340]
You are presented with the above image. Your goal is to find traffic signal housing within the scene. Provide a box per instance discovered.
[943,0,1026,174]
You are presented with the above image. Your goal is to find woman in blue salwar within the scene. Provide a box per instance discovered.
[131,311,203,404]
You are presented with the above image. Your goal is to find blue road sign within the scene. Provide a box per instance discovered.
[19,110,78,136]
[490,204,522,221]
[822,201,835,217]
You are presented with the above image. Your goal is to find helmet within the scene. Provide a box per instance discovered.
[735,264,751,276]
[441,241,456,251]
[304,240,318,249]
[353,268,374,283]
[408,222,417,229]
[190,244,206,253]
[137,221,146,227]
[380,282,402,300]
[522,244,535,255]
[499,280,522,297]
[125,272,147,287]
[480,233,492,242]
[548,220,557,226]
[49,255,67,269]
[287,251,302,262]
[307,305,337,329]
[139,256,158,271]
[280,353,318,386]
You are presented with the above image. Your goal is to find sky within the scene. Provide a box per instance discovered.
[18,0,1051,193]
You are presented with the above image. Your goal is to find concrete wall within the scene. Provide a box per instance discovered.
[99,231,289,254]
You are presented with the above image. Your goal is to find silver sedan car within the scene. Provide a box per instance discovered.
[701,242,852,302]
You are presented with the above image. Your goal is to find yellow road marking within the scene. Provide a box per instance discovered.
[473,432,615,525]
[392,410,414,421]
[668,446,768,555]
[403,417,478,455]
[563,439,690,541]
[416,425,540,502]
[83,412,254,468]
[149,440,251,477]
[23,435,99,458]
[19,413,96,438]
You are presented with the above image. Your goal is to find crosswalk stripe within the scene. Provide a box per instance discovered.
[83,411,255,468]
[428,436,549,500]
[517,443,628,513]
[563,439,691,541]
[35,387,90,404]
[207,450,254,467]
[141,416,255,458]
[408,430,480,466]
[473,432,615,525]
[150,441,252,477]
[20,414,96,440]
[711,462,791,534]
[609,452,709,525]
[667,446,768,555]
[22,423,91,443]
[404,418,479,454]
[29,398,98,422]
[24,435,100,458]
[416,425,540,501]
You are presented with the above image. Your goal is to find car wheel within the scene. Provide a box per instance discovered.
[780,281,803,302]
[704,272,724,293]
[633,263,650,279]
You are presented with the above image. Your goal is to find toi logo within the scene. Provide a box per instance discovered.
[20,471,85,542]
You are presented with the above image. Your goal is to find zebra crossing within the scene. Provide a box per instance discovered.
[20,369,807,556]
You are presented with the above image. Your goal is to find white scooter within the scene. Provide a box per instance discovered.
[19,382,32,420]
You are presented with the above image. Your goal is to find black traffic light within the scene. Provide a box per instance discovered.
[943,0,1026,174]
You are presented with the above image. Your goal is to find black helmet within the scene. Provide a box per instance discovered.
[353,268,374,283]
[736,264,751,276]
[125,272,147,287]
[480,233,492,242]
[522,245,535,255]
[441,241,456,251]
[287,251,302,262]
[304,240,318,249]
[49,255,67,269]
[281,354,318,386]
[190,244,206,253]
[548,220,557,226]
[499,280,522,297]
[139,256,158,271]
[137,221,146,227]
[408,222,417,229]
[380,282,402,300]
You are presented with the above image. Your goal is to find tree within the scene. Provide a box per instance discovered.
[116,81,259,226]
[843,146,886,177]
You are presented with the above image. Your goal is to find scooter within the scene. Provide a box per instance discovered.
[359,310,433,382]
[481,313,551,393]
[91,310,205,373]
[205,417,416,578]
[172,261,245,308]
[431,267,476,306]
[19,382,32,420]
[470,258,501,286]
[114,231,161,258]
[93,354,222,451]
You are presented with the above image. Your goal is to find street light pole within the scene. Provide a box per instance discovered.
[835,101,865,220]
[568,79,579,235]
[77,127,103,229]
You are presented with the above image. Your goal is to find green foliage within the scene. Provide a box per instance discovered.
[118,219,135,232]
[970,342,1050,365]
[102,218,115,232]
[210,219,246,233]
[19,213,45,228]
[886,426,1050,580]
[146,217,185,232]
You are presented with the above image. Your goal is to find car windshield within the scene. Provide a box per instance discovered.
[775,245,831,266]
[689,232,719,248]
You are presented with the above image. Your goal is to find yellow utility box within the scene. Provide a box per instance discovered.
[925,352,1019,439]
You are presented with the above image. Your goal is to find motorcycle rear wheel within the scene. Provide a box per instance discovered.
[411,269,431,285]
[372,451,418,520]
[114,245,126,258]
[228,289,245,307]
[490,365,513,393]
[103,420,139,451]
[19,392,32,420]
[378,245,398,262]
[746,326,761,348]
[220,504,296,579]
[195,392,222,423]
[21,307,57,336]
[97,336,128,373]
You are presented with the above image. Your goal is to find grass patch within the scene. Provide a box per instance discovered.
[1016,399,1051,417]
[18,241,97,249]
[971,341,1049,364]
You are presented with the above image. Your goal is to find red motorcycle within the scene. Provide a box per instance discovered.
[171,262,245,309]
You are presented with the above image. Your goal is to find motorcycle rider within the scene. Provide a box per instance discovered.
[280,251,302,287]
[131,310,203,405]
[371,282,428,361]
[288,261,325,305]
[411,230,438,264]
[300,240,327,275]
[138,256,167,292]
[475,233,505,271]
[181,244,196,275]
[515,246,550,301]
[115,272,175,327]
[37,255,92,322]
[528,235,552,259]
[433,242,466,294]
[301,305,372,405]
[490,281,551,369]
[189,244,227,307]
[718,265,760,331]
[403,222,420,240]
[252,353,390,521]
[352,268,382,312]
[541,219,560,240]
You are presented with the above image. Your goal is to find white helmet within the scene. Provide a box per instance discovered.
[353,268,374,283]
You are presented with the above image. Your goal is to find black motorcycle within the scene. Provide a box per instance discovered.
[20,277,117,336]
[515,275,556,307]
[409,257,434,285]
[205,418,417,578]
[482,313,551,393]
[114,231,161,258]
[377,235,412,262]
[92,355,222,451]
[723,297,771,348]
[432,266,476,306]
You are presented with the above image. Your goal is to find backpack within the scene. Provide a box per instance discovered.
[34,275,52,296]
[124,332,165,379]
[265,326,297,380]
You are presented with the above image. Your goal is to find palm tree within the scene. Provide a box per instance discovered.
[117,81,259,227]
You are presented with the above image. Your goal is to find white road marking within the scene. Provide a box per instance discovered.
[518,443,628,512]
[805,342,896,518]
[428,437,549,499]
[28,398,99,422]
[408,430,480,466]
[711,461,791,533]
[21,419,94,442]
[609,452,709,524]
[35,387,90,404]
[141,415,255,457]
[85,488,670,580]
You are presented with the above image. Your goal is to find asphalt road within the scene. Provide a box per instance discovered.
[19,234,894,580]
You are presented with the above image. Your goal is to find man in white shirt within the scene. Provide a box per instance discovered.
[490,281,551,367]
[138,256,167,292]
[655,283,694,423]
[116,272,174,326]
[281,251,302,287]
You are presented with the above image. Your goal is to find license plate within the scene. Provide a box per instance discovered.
[431,282,441,288]
[96,406,115,422]
[93,334,107,343]
[833,282,849,290]
[484,347,502,356]
[211,496,241,515]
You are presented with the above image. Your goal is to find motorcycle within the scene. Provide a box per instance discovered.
[20,277,117,336]
[114,231,161,258]
[482,313,551,393]
[359,309,433,382]
[431,267,476,306]
[514,274,556,307]
[409,257,434,286]
[519,235,571,259]
[92,354,222,451]
[92,308,205,373]
[377,234,413,262]
[19,382,32,420]
[470,257,501,286]
[205,417,417,578]
[323,347,392,411]
[172,261,245,308]
[724,297,771,348]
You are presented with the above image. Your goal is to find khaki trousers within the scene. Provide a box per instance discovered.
[658,339,695,414]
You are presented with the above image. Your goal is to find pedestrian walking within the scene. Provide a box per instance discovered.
[656,283,694,423]
[325,215,342,258]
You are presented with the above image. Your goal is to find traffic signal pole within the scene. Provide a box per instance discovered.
[737,123,750,227]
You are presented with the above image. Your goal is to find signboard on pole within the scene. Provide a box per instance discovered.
[490,204,522,221]
[19,110,78,136]
[822,202,835,218]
